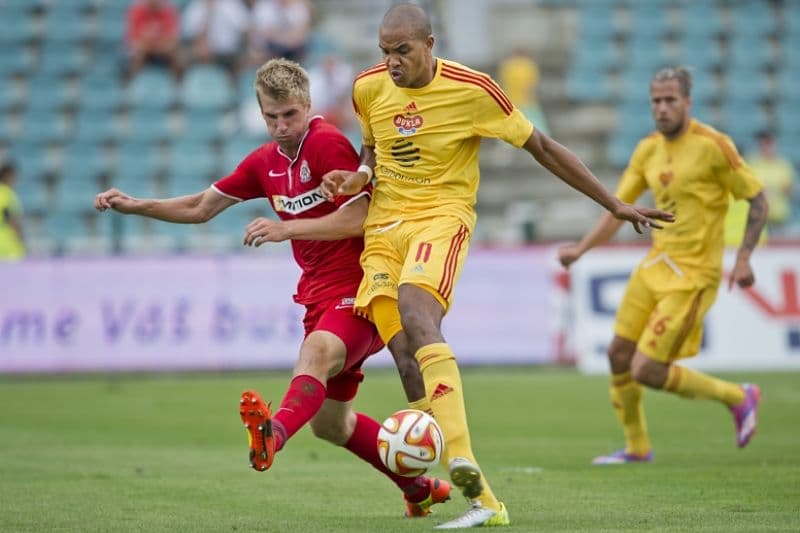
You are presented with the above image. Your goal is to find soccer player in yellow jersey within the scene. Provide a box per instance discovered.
[322,4,672,528]
[0,160,25,260]
[559,67,769,465]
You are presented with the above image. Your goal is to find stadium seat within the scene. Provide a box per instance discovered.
[0,48,35,76]
[41,9,91,44]
[629,3,670,38]
[126,68,178,110]
[112,142,163,197]
[728,36,775,70]
[178,108,231,142]
[165,139,219,193]
[17,109,71,144]
[681,3,724,38]
[677,34,722,71]
[124,108,175,143]
[566,68,613,103]
[80,78,124,111]
[0,13,36,45]
[571,36,619,73]
[74,109,120,143]
[222,136,264,172]
[181,65,234,111]
[25,76,76,111]
[731,4,777,38]
[37,44,86,76]
[0,82,22,111]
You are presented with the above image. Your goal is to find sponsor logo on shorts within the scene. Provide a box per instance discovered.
[373,272,390,281]
[335,297,355,310]
[367,279,397,296]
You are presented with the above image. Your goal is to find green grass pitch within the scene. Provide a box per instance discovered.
[1,367,798,532]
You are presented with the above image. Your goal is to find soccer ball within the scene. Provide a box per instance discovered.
[377,409,444,477]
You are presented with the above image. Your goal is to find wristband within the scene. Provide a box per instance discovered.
[357,164,373,183]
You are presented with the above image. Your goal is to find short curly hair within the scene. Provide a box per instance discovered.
[651,66,692,97]
[254,58,310,109]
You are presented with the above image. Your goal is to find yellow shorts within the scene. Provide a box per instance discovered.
[355,215,471,315]
[614,258,719,362]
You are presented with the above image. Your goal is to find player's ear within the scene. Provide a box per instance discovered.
[426,35,434,51]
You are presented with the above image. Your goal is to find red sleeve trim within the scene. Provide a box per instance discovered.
[441,64,513,115]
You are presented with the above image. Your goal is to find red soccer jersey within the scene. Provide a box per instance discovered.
[213,117,368,305]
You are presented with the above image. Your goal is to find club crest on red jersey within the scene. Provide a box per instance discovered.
[300,160,312,183]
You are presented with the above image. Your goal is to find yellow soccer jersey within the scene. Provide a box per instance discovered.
[0,182,24,259]
[616,119,763,285]
[352,58,534,229]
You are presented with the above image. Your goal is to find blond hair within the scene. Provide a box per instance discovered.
[254,58,310,108]
[652,66,692,97]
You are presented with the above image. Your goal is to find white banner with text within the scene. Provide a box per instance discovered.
[0,249,560,373]
[567,247,800,374]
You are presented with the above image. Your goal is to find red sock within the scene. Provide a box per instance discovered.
[272,374,326,451]
[345,413,430,500]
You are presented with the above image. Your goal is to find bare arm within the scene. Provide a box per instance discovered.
[558,212,625,268]
[729,191,768,290]
[522,129,673,233]
[244,195,369,246]
[94,187,237,223]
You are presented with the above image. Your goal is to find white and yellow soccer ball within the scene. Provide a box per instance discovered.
[377,409,444,477]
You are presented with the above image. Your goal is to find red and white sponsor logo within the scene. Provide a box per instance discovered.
[393,114,423,131]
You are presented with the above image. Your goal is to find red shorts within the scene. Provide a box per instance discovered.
[304,296,384,402]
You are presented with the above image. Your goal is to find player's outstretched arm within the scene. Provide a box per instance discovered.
[729,191,768,290]
[244,195,369,246]
[321,145,377,199]
[94,187,236,224]
[558,212,625,268]
[522,129,674,233]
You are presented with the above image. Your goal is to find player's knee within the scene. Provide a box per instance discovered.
[309,416,351,445]
[607,337,635,371]
[630,355,667,388]
[297,333,345,378]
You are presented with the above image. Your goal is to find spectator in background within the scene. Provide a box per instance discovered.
[183,0,249,73]
[0,160,25,260]
[308,52,355,135]
[498,48,549,136]
[125,0,181,79]
[746,129,796,236]
[248,0,312,65]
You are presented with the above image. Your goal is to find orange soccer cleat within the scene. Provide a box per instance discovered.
[405,477,452,517]
[239,390,275,472]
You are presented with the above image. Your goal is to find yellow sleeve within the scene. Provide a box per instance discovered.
[715,135,763,200]
[614,140,649,203]
[352,81,374,147]
[471,80,534,147]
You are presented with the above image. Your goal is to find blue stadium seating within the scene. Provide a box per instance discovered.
[126,68,178,110]
[17,109,70,144]
[125,108,174,143]
[179,108,229,142]
[181,65,234,111]
[74,109,120,143]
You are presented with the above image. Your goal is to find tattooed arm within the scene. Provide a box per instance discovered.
[729,191,768,290]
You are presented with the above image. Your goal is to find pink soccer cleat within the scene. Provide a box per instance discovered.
[730,383,761,448]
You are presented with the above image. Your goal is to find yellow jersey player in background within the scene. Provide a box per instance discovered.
[323,3,673,528]
[0,159,25,260]
[559,66,768,465]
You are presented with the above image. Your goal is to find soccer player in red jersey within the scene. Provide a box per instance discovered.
[94,58,450,518]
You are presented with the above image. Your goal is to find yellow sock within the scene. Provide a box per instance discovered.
[609,372,651,455]
[664,365,745,406]
[408,397,433,415]
[415,342,500,511]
